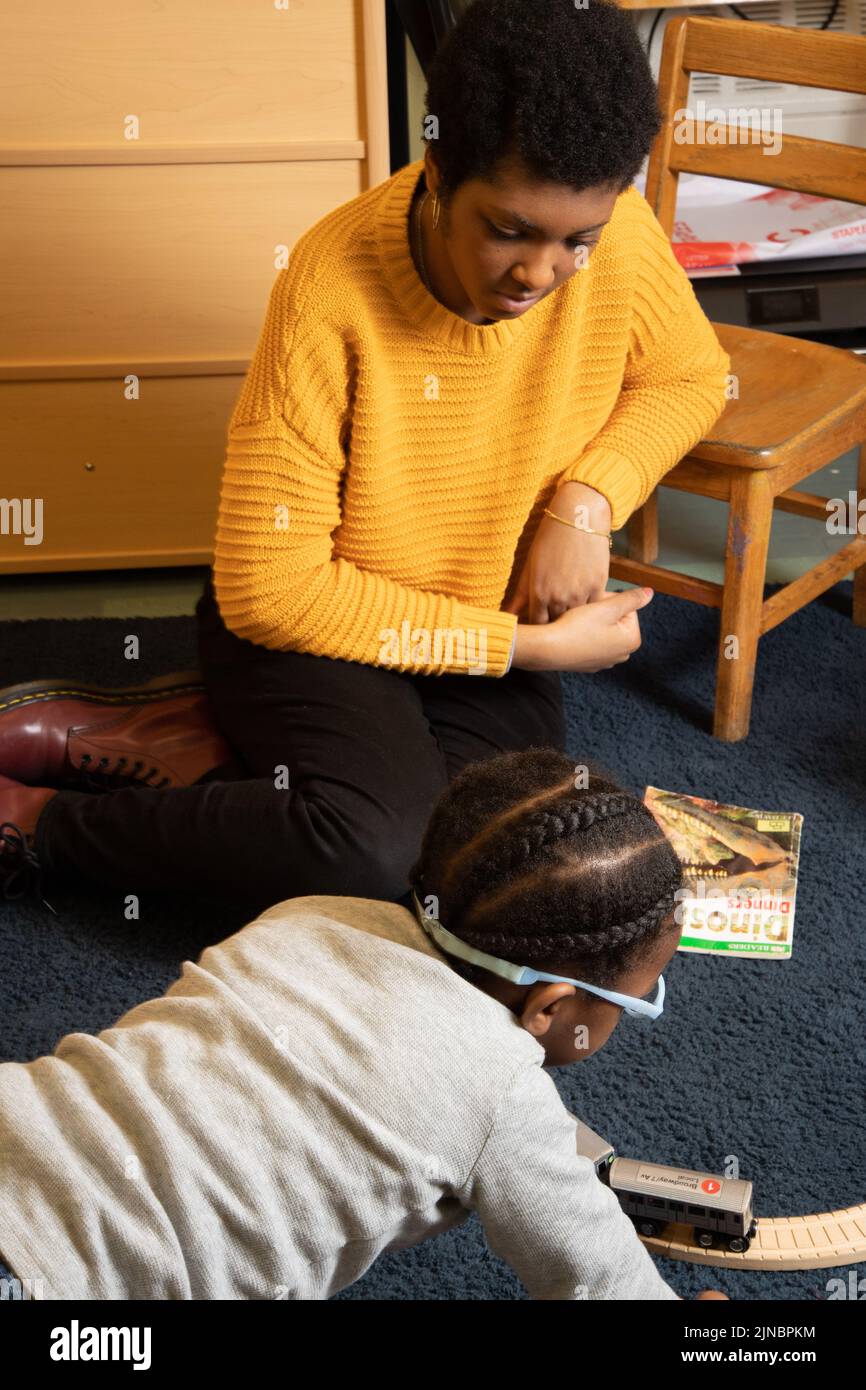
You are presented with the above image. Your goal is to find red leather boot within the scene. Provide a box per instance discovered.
[0,670,233,790]
[0,775,58,905]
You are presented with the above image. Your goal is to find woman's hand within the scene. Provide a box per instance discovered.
[503,481,613,623]
[512,586,653,673]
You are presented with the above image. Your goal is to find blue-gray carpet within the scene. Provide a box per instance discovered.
[1,580,863,1300]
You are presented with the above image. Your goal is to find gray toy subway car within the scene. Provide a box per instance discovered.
[575,1121,758,1254]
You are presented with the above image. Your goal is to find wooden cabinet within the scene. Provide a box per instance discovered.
[0,0,389,572]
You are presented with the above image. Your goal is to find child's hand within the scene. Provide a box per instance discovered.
[695,1289,730,1299]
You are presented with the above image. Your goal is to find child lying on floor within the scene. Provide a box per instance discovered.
[0,746,725,1300]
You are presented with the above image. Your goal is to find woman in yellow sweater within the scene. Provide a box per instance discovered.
[0,0,729,916]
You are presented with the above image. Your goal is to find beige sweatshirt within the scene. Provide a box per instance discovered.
[0,895,679,1301]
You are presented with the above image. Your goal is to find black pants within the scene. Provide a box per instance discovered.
[34,575,566,916]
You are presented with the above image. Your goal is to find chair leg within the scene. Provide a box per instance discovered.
[626,491,659,563]
[713,471,774,742]
[854,442,866,628]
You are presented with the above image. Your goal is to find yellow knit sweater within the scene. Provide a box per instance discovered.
[213,157,730,677]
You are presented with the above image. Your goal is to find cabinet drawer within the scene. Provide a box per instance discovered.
[1,161,362,369]
[0,375,241,572]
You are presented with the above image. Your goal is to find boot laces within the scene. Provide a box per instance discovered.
[0,822,57,914]
[74,754,171,791]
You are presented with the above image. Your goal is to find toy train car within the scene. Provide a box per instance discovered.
[574,1120,758,1254]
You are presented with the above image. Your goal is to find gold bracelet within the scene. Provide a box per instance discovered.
[543,507,613,548]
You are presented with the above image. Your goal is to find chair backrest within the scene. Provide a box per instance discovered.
[645,15,866,236]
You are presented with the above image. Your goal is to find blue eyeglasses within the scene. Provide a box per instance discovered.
[411,892,665,1021]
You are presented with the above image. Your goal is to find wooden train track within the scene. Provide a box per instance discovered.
[640,1204,866,1270]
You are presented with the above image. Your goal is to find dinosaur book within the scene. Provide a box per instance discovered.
[643,787,804,959]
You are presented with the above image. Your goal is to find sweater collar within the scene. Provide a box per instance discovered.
[375,158,538,356]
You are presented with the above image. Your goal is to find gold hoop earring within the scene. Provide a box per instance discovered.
[431,193,441,230]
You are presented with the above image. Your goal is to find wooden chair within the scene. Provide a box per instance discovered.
[609,15,866,741]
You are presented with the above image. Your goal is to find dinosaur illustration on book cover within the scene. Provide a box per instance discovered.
[643,788,804,957]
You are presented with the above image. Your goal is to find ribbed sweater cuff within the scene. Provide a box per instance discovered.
[449,604,518,677]
[557,447,642,532]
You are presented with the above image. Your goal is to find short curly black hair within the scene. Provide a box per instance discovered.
[422,0,662,205]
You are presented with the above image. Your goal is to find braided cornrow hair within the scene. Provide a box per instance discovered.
[408,747,683,989]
